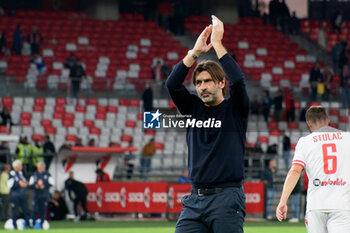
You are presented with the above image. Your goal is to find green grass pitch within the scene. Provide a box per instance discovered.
[1,220,307,233]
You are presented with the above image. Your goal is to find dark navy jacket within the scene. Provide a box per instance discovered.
[29,171,53,199]
[166,54,249,188]
[8,170,27,197]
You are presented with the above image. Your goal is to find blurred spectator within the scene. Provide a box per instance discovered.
[29,162,53,228]
[0,106,13,129]
[65,171,88,221]
[58,143,72,152]
[309,62,322,101]
[142,82,153,112]
[317,23,327,50]
[70,59,86,98]
[65,53,77,73]
[282,131,291,170]
[260,159,277,220]
[266,144,277,156]
[31,139,44,172]
[279,0,290,33]
[15,136,32,177]
[43,135,55,169]
[251,141,264,156]
[178,170,190,183]
[285,89,295,122]
[48,190,68,220]
[250,94,261,118]
[338,41,349,71]
[289,12,300,34]
[8,160,31,229]
[269,0,279,27]
[322,66,333,101]
[0,141,10,164]
[289,179,302,223]
[95,169,111,182]
[299,104,307,122]
[0,31,10,56]
[331,10,344,33]
[75,138,84,146]
[124,139,135,180]
[140,138,156,180]
[262,90,272,122]
[341,64,350,108]
[273,90,283,122]
[331,40,342,74]
[173,0,188,35]
[30,53,46,75]
[28,26,42,55]
[157,1,173,32]
[13,24,24,55]
[0,164,11,220]
[152,60,164,81]
[88,138,95,147]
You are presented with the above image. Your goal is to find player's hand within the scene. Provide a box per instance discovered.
[210,15,224,46]
[192,25,213,56]
[19,180,28,188]
[276,202,288,221]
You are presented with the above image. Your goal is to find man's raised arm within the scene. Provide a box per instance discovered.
[166,25,213,115]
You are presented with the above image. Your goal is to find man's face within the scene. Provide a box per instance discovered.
[195,71,224,106]
[15,163,22,172]
[37,164,45,173]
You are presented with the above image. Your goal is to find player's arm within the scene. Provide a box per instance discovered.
[276,164,303,221]
[166,25,212,114]
[211,15,249,117]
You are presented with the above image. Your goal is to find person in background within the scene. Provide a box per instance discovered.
[43,135,55,169]
[88,138,95,147]
[289,12,300,35]
[261,159,277,220]
[322,66,333,101]
[285,89,295,122]
[75,138,84,147]
[178,170,190,183]
[124,139,135,180]
[0,164,11,221]
[65,52,77,73]
[70,59,86,98]
[8,160,31,229]
[15,136,32,177]
[262,90,272,122]
[13,24,24,55]
[281,131,291,171]
[140,138,156,180]
[0,141,10,165]
[250,94,261,119]
[95,169,111,182]
[29,162,54,228]
[317,23,327,51]
[28,26,42,55]
[142,82,153,112]
[289,179,302,223]
[30,53,46,75]
[0,106,13,129]
[64,171,88,221]
[0,31,10,56]
[273,90,283,122]
[309,62,322,101]
[341,64,350,108]
[48,190,68,220]
[331,40,342,74]
[331,10,344,33]
[31,139,44,173]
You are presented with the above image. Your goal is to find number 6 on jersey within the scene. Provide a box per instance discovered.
[322,143,337,174]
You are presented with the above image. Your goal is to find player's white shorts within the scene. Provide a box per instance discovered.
[305,210,350,233]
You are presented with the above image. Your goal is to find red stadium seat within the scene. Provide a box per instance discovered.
[121,134,132,142]
[32,134,43,142]
[96,112,106,120]
[45,127,56,135]
[90,127,101,135]
[125,120,136,128]
[84,120,94,128]
[33,105,44,112]
[154,142,164,150]
[76,105,86,113]
[66,134,77,143]
[107,106,118,113]
[41,119,52,127]
[0,126,9,134]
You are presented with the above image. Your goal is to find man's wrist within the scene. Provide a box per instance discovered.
[188,50,199,59]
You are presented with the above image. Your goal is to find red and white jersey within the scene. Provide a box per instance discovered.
[292,126,350,212]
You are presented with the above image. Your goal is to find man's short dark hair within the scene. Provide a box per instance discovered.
[192,60,227,96]
[305,105,328,123]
